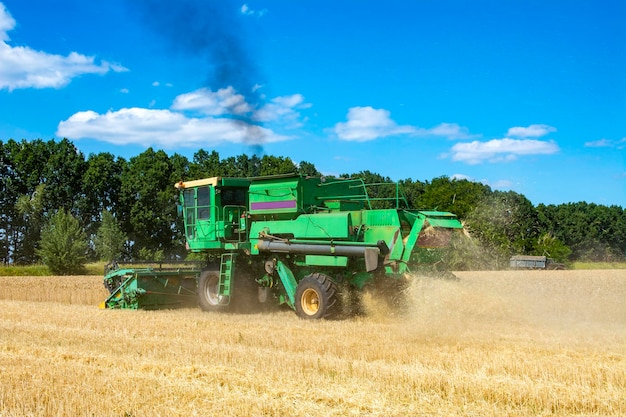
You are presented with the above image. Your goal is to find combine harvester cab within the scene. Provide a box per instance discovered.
[102,174,463,318]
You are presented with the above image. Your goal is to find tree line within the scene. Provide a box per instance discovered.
[1,138,624,270]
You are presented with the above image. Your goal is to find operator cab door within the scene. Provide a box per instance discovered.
[182,185,216,247]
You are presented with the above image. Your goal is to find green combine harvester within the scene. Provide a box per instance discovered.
[101,174,463,319]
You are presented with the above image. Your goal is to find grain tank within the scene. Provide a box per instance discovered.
[102,174,463,319]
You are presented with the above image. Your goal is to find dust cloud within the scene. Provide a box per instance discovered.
[361,270,626,345]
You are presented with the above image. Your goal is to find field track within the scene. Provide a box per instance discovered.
[0,270,624,416]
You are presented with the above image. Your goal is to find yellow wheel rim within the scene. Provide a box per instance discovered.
[300,288,320,316]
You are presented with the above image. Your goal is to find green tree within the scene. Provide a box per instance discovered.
[168,153,192,254]
[15,184,47,264]
[533,232,571,263]
[169,153,191,184]
[0,140,14,263]
[297,161,320,177]
[418,176,491,219]
[3,139,51,263]
[77,152,126,250]
[259,155,297,176]
[465,190,540,266]
[41,139,86,212]
[193,149,223,177]
[537,202,626,261]
[94,210,128,261]
[3,138,88,263]
[37,208,88,275]
[137,247,165,261]
[398,178,425,209]
[119,148,180,259]
[237,154,261,177]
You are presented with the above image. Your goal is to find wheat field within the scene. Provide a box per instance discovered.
[0,270,624,416]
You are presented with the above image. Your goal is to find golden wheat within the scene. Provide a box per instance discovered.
[0,276,107,305]
[0,270,624,416]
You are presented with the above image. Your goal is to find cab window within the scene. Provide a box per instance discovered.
[220,188,247,206]
[197,186,210,220]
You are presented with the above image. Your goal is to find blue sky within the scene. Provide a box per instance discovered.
[0,0,624,207]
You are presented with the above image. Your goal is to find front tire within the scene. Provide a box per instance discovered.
[295,273,340,319]
[197,269,227,311]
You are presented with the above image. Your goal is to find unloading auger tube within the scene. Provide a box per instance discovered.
[256,238,389,272]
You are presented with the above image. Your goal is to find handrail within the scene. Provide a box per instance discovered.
[317,178,371,209]
[317,178,410,209]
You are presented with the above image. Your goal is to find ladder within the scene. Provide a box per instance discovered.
[218,253,236,304]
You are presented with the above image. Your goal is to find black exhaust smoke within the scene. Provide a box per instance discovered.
[126,0,266,153]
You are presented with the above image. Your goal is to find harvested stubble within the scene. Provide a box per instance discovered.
[0,270,624,416]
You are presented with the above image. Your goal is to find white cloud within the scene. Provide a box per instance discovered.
[109,63,128,73]
[585,138,626,149]
[170,87,311,127]
[444,123,560,164]
[0,3,127,91]
[427,122,477,140]
[57,87,305,148]
[254,94,311,126]
[506,124,556,138]
[333,107,475,142]
[172,86,252,116]
[333,107,417,141]
[57,107,290,148]
[450,138,560,165]
[0,3,15,42]
[584,138,611,147]
[240,4,267,17]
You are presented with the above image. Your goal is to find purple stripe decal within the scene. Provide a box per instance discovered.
[251,200,297,210]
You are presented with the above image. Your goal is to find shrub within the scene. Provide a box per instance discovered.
[94,210,127,262]
[37,209,88,275]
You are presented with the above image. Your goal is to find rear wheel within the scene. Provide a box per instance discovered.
[295,273,340,319]
[197,269,227,311]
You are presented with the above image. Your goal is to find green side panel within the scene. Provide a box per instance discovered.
[323,200,364,211]
[249,212,354,254]
[248,177,304,216]
[362,209,401,244]
[305,255,348,267]
[188,235,223,251]
[362,209,402,227]
[248,175,368,217]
